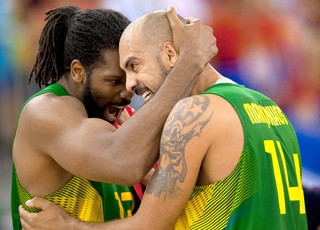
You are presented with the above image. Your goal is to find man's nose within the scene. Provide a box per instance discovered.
[120,89,134,100]
[126,75,138,92]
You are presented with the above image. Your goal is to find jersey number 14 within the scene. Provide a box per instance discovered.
[264,140,305,215]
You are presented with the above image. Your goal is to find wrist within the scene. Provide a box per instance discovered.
[175,51,204,76]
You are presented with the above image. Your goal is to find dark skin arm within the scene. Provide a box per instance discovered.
[59,6,216,184]
[19,95,214,230]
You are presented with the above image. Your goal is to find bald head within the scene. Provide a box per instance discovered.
[121,10,173,52]
[119,9,188,97]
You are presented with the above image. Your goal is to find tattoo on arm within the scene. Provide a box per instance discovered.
[146,95,213,197]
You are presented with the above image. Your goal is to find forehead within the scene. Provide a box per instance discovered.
[119,35,146,69]
[91,49,123,75]
[99,49,120,65]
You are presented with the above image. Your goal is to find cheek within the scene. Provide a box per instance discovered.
[92,86,118,103]
[150,74,166,93]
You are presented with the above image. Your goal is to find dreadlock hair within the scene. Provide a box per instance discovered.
[29,6,131,88]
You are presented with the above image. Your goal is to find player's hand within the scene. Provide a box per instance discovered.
[166,5,218,69]
[19,197,74,230]
[117,106,135,126]
[114,105,135,128]
[117,108,130,125]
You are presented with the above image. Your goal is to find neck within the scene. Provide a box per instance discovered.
[190,64,225,96]
[57,74,83,100]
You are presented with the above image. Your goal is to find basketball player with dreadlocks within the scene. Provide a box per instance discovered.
[11,5,217,229]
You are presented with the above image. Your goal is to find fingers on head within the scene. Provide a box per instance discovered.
[204,25,213,34]
[166,5,174,12]
[166,5,181,28]
[186,17,201,25]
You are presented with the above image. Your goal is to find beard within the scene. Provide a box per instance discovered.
[82,74,131,123]
[157,55,170,81]
[82,74,106,120]
[83,88,106,120]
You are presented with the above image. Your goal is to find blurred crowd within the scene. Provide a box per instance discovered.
[208,0,320,189]
[0,0,319,228]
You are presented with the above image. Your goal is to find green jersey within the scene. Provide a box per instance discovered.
[175,83,307,229]
[11,83,140,229]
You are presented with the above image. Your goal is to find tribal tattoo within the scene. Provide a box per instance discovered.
[146,95,213,198]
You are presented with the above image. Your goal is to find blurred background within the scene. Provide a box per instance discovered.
[0,0,319,229]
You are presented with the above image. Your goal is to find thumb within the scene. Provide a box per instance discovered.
[165,5,182,52]
[166,5,179,28]
[25,197,50,210]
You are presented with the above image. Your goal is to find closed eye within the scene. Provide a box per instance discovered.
[111,79,122,85]
[106,77,125,85]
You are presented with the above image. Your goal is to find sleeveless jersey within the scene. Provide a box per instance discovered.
[174,83,308,230]
[11,83,140,229]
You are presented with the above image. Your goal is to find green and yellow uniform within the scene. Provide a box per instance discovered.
[11,84,140,229]
[175,83,308,230]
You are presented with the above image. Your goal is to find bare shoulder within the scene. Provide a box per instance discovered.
[163,95,215,154]
[171,94,241,133]
[167,95,215,137]
[16,93,88,152]
[22,93,87,121]
[13,93,88,194]
[171,94,213,117]
[172,93,233,112]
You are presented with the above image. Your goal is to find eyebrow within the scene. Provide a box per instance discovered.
[105,75,125,79]
[124,56,139,69]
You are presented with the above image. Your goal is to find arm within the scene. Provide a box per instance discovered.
[19,95,213,229]
[131,95,214,228]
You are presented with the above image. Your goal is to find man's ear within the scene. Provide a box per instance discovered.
[70,60,86,83]
[163,42,178,68]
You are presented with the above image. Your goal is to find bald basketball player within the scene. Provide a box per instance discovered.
[19,7,307,230]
